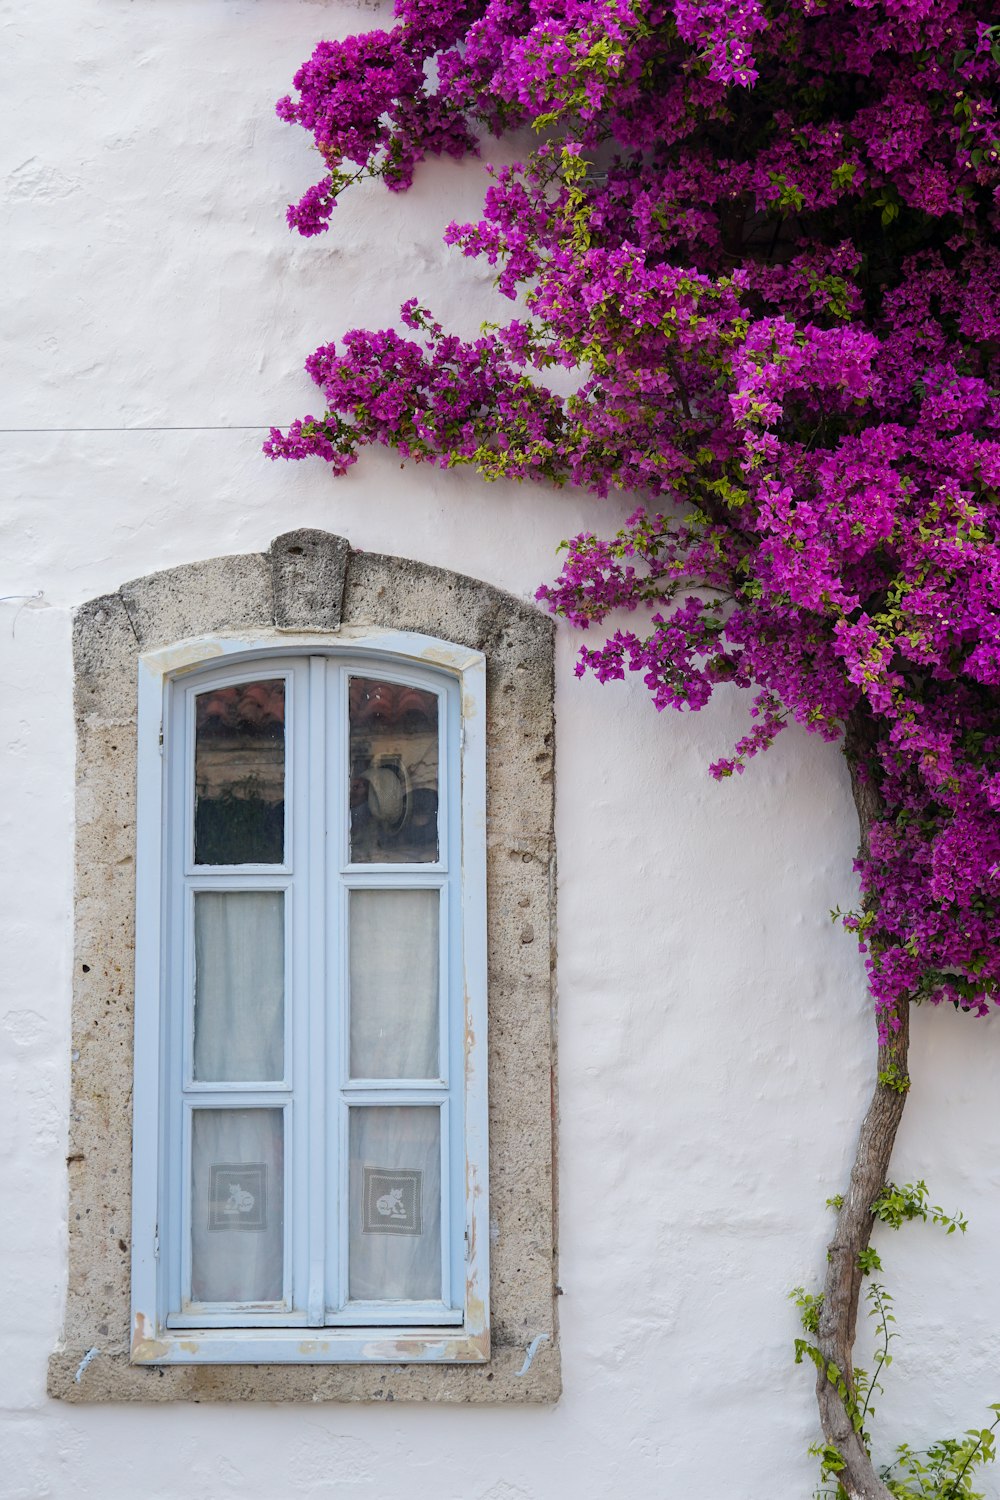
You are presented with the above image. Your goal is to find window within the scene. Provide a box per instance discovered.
[51,531,559,1402]
[132,633,488,1363]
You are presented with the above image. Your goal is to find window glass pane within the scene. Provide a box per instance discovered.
[349,890,439,1080]
[194,892,284,1082]
[194,680,285,865]
[349,678,438,863]
[348,1107,441,1303]
[191,1109,284,1304]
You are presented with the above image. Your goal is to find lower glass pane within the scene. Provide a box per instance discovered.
[191,1108,284,1304]
[348,1106,441,1303]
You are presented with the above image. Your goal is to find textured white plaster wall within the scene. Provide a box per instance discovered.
[3,1,1000,1496]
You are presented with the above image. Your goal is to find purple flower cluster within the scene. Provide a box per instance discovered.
[271,1,1000,1031]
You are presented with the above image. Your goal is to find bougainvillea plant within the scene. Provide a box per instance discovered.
[268,4,1000,1494]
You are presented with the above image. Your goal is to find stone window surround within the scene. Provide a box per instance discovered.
[48,530,560,1404]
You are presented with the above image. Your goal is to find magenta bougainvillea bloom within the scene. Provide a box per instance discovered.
[268,1,1000,1043]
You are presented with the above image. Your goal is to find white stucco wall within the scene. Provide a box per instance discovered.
[3,2,1000,1495]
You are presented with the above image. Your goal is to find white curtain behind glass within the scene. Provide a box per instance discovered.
[349,889,438,1079]
[194,891,284,1082]
[191,1108,284,1304]
[348,1106,441,1303]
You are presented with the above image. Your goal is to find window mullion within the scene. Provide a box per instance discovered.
[165,683,191,1322]
[334,663,350,1320]
[446,685,466,1314]
[329,661,350,1319]
[304,657,328,1326]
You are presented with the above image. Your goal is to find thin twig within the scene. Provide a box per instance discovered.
[858,1283,891,1434]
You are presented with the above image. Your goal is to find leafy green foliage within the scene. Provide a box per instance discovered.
[882,1414,1000,1499]
[873,1182,968,1236]
[878,1063,912,1096]
[797,1194,992,1497]
[791,1285,824,1337]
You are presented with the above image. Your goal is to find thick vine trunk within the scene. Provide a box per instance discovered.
[814,1002,909,1499]
[813,711,911,1500]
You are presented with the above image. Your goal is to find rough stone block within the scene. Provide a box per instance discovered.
[270,528,350,631]
[120,552,273,648]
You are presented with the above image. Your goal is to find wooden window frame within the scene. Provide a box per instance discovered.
[131,629,490,1366]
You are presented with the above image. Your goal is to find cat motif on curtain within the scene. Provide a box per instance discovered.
[375,1186,407,1220]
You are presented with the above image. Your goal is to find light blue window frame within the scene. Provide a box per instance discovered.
[131,630,489,1365]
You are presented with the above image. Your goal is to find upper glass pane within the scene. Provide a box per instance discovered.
[194,679,285,865]
[349,678,439,864]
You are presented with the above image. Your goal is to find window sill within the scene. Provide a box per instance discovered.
[48,1335,560,1404]
[131,1315,490,1365]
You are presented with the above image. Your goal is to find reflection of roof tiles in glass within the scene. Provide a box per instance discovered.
[195,680,286,822]
[196,680,285,738]
[349,678,435,733]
